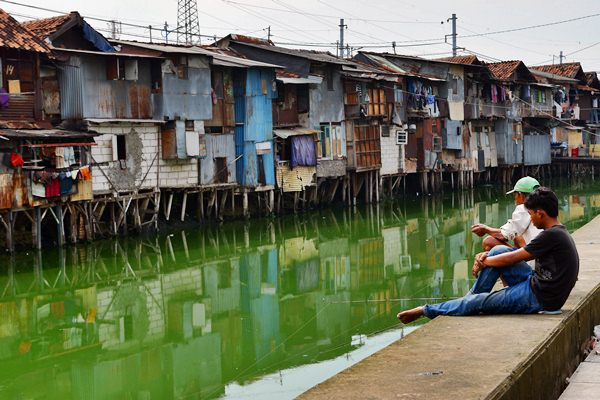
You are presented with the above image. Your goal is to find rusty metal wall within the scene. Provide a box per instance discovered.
[524,135,551,166]
[276,163,316,192]
[73,55,154,119]
[154,57,212,121]
[200,133,237,185]
[58,57,84,120]
[443,119,463,150]
[495,119,523,166]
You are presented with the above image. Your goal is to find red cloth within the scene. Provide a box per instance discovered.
[45,178,60,197]
[10,152,23,168]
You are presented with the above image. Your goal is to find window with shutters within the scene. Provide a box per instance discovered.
[368,88,385,116]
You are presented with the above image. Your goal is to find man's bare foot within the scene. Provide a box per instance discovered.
[396,306,425,324]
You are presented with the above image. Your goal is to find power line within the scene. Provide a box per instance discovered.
[221,0,439,24]
[460,12,600,39]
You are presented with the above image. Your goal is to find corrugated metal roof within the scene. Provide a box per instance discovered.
[53,47,162,58]
[0,9,49,53]
[273,128,318,139]
[354,53,446,81]
[530,63,582,79]
[202,46,283,68]
[530,69,578,83]
[85,118,166,124]
[228,38,354,66]
[0,129,96,139]
[113,40,282,68]
[21,13,72,40]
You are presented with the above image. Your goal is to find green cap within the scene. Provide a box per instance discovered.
[506,176,540,194]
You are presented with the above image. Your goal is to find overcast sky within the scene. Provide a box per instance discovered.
[6,0,600,70]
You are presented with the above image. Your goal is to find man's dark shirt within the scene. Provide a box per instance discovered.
[524,224,579,310]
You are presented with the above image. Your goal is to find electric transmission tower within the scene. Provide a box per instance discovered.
[177,0,201,45]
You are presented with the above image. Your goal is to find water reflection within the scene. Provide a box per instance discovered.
[1,180,600,399]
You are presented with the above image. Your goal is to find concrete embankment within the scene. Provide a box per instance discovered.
[300,216,600,400]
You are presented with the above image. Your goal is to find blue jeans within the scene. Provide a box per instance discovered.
[423,246,543,318]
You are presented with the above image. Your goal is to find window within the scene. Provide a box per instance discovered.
[177,56,188,80]
[396,129,408,145]
[215,157,228,184]
[394,85,403,104]
[433,136,442,152]
[381,125,390,137]
[432,119,438,134]
[112,134,127,161]
[106,58,138,81]
[368,87,385,116]
[451,77,458,95]
[319,124,332,158]
[326,67,334,91]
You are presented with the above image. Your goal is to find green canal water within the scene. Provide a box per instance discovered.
[1,179,599,399]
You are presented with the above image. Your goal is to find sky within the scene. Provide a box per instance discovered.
[5,0,600,71]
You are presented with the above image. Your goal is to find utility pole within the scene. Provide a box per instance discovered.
[109,20,121,40]
[449,13,458,56]
[339,18,347,58]
[267,26,271,41]
[559,50,565,65]
[392,41,397,54]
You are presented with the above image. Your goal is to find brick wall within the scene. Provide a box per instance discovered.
[380,134,401,176]
[91,123,160,194]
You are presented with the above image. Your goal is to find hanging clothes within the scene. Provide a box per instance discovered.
[521,85,531,100]
[491,84,498,103]
[290,135,317,168]
[64,147,76,166]
[79,165,92,181]
[45,178,60,197]
[59,171,73,195]
[55,147,66,168]
[500,86,507,102]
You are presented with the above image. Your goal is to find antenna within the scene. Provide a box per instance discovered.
[177,0,201,45]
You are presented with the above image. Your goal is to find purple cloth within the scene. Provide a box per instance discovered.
[0,87,9,108]
[290,135,317,168]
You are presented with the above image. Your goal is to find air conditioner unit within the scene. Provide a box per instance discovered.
[433,136,442,152]
[396,129,408,145]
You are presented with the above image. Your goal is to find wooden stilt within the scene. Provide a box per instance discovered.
[375,171,380,203]
[243,191,249,218]
[56,206,65,247]
[165,192,174,221]
[33,207,42,250]
[181,192,188,222]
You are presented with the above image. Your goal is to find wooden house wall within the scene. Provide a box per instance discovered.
[0,48,40,122]
[204,67,235,130]
[273,83,299,127]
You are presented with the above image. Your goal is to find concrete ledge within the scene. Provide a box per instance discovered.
[300,216,600,400]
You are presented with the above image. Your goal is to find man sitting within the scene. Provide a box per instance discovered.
[471,176,542,252]
[397,187,579,323]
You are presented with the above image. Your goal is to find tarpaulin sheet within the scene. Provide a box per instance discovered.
[82,22,115,53]
[290,135,316,168]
